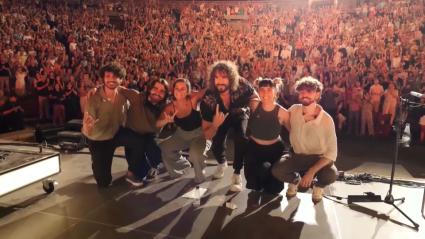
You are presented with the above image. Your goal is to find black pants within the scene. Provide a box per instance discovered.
[211,115,248,174]
[244,139,285,194]
[88,127,146,187]
[124,133,162,174]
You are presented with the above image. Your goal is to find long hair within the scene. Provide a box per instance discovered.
[147,78,170,103]
[207,60,240,92]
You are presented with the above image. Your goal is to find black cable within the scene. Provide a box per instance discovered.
[338,172,425,188]
[324,194,347,200]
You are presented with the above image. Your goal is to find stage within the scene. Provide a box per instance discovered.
[0,138,424,239]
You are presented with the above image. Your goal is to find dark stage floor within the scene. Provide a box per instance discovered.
[0,137,424,239]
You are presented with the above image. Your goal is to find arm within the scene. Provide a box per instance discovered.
[278,106,290,131]
[249,98,260,112]
[191,88,207,105]
[118,86,139,101]
[81,97,99,137]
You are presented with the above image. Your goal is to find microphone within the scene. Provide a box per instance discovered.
[410,91,424,98]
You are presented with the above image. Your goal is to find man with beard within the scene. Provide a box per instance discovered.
[200,60,258,192]
[82,62,147,187]
[272,76,338,203]
[119,79,169,183]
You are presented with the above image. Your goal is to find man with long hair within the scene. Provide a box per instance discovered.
[200,60,258,192]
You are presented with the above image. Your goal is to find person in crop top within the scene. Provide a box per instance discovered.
[245,78,289,195]
[156,78,207,183]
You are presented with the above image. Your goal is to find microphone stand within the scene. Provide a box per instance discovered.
[383,97,419,228]
[347,97,420,229]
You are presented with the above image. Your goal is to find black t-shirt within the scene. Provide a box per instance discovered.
[36,81,49,96]
[0,64,10,77]
[200,78,255,122]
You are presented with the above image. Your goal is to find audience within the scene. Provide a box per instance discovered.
[0,0,424,143]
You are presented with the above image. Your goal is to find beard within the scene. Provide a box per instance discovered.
[148,93,163,104]
[215,84,229,93]
[105,81,118,90]
[299,97,315,106]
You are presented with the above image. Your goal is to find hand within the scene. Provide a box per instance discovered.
[299,170,315,189]
[82,111,99,136]
[212,105,228,129]
[163,110,178,124]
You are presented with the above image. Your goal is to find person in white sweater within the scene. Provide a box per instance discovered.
[272,76,338,203]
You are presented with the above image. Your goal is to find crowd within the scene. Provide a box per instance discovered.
[0,0,425,142]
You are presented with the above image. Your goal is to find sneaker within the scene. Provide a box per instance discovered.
[203,140,212,157]
[213,162,228,179]
[312,185,324,203]
[229,174,243,192]
[286,182,299,198]
[146,168,159,181]
[125,172,144,187]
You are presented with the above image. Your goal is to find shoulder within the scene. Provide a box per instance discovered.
[119,87,139,96]
[320,109,335,127]
[288,104,301,113]
[277,103,289,116]
[276,103,287,111]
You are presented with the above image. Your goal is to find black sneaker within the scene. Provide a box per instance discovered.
[146,168,159,181]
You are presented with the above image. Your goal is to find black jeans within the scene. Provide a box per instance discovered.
[244,139,285,194]
[88,127,146,187]
[124,132,162,175]
[211,114,248,174]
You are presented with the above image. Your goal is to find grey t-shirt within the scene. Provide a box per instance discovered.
[86,88,128,141]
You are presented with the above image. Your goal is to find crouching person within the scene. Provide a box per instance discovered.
[272,77,338,203]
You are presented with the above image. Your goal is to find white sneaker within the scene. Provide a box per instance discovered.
[286,183,299,197]
[213,162,228,179]
[312,185,324,202]
[229,174,243,192]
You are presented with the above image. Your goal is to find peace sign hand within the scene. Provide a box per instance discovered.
[212,105,228,129]
[82,111,99,136]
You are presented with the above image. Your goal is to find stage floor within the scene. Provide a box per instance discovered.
[0,138,424,239]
